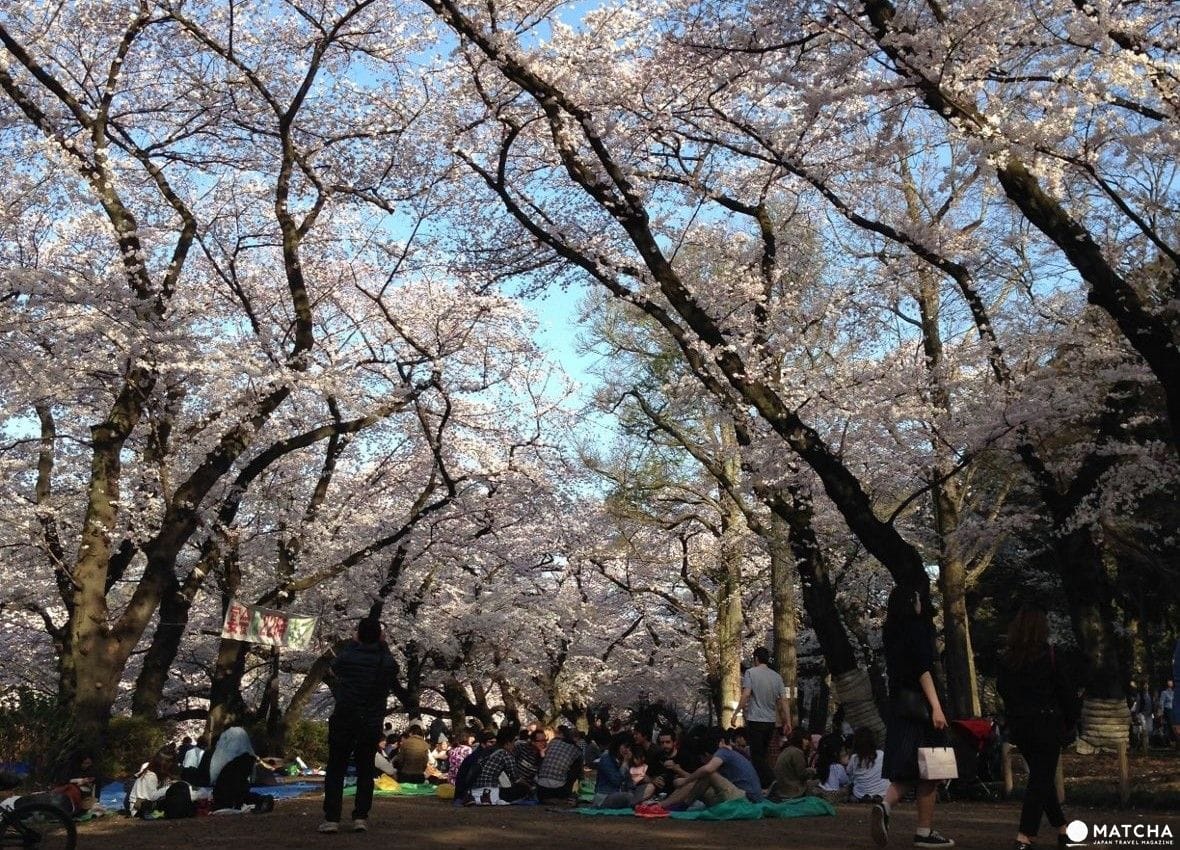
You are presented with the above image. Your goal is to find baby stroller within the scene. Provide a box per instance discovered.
[942,719,999,801]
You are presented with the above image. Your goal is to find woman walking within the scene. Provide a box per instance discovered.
[870,582,954,848]
[997,605,1077,850]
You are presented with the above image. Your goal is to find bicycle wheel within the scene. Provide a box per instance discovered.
[1,805,76,850]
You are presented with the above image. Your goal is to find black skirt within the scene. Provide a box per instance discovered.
[881,711,940,782]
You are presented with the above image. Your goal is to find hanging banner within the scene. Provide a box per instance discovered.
[220,599,318,650]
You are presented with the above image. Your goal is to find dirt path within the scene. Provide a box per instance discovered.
[77,794,1178,850]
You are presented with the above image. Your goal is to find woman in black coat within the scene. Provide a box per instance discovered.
[997,605,1077,850]
[870,581,954,849]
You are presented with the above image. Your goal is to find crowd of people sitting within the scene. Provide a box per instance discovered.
[124,725,280,818]
[417,711,891,815]
[13,726,284,821]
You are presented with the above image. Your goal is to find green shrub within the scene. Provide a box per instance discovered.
[0,687,80,786]
[104,715,172,778]
[284,718,329,766]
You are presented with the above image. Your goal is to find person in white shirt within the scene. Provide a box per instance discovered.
[128,753,173,817]
[736,647,790,787]
[847,727,890,802]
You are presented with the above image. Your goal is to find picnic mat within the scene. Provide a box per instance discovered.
[671,797,835,820]
[99,781,127,809]
[344,779,437,797]
[98,779,321,808]
[578,796,835,820]
[258,782,320,799]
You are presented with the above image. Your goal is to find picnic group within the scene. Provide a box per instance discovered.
[2,583,1111,850]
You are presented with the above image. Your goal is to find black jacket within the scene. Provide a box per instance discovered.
[997,646,1078,726]
[329,639,395,721]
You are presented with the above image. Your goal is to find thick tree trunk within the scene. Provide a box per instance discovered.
[206,637,250,737]
[764,490,858,677]
[767,513,799,728]
[442,677,470,733]
[131,582,192,717]
[67,378,153,746]
[1057,529,1125,698]
[716,492,744,729]
[938,549,980,718]
[907,221,980,720]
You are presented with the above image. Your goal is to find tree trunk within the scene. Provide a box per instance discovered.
[716,491,744,729]
[131,581,192,717]
[767,512,799,727]
[206,637,250,738]
[442,677,470,733]
[1057,528,1125,698]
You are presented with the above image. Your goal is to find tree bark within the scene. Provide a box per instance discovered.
[1056,528,1125,698]
[767,512,799,727]
[130,580,192,717]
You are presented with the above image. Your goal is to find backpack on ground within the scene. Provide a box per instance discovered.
[162,781,196,819]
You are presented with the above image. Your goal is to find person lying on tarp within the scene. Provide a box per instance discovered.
[209,727,275,813]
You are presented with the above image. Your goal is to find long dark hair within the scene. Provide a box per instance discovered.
[138,751,172,780]
[607,731,634,762]
[1004,605,1050,670]
[815,732,843,780]
[852,727,878,769]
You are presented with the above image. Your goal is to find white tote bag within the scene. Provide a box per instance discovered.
[917,746,958,781]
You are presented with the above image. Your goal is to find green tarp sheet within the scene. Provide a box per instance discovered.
[578,796,835,820]
[343,782,438,797]
[670,796,835,820]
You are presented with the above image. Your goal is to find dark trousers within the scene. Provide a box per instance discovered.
[1012,724,1064,837]
[747,721,776,786]
[324,714,381,823]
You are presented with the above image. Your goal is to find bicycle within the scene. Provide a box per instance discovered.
[0,774,77,850]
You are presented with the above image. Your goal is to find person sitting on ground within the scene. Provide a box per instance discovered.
[634,727,762,816]
[728,726,752,761]
[447,729,476,786]
[53,749,101,816]
[536,725,584,803]
[128,752,173,818]
[374,737,397,778]
[209,727,275,813]
[593,732,653,808]
[770,727,815,800]
[393,725,429,784]
[644,728,679,795]
[847,727,890,802]
[426,737,450,784]
[178,735,206,785]
[177,737,195,763]
[815,734,850,800]
[471,728,522,805]
[628,747,648,787]
[511,727,547,795]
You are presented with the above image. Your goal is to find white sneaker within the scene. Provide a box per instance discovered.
[317,821,339,833]
[352,819,368,832]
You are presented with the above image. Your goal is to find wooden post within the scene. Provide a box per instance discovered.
[1055,758,1065,804]
[1116,740,1130,806]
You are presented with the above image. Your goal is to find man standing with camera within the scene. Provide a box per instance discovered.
[320,618,395,834]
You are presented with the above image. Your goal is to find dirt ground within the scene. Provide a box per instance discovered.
[77,792,1179,850]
